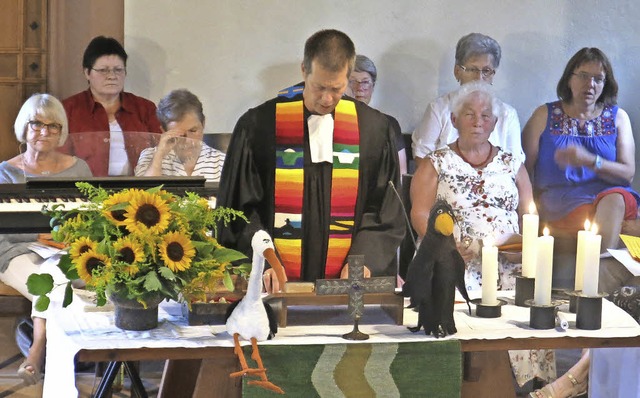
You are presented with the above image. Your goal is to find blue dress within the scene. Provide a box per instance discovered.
[534,101,639,222]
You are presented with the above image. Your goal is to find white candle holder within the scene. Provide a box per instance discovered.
[471,298,507,318]
[526,299,560,329]
[515,276,535,307]
[576,292,608,330]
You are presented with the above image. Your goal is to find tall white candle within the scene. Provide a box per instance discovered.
[522,202,539,278]
[582,224,602,296]
[574,220,591,291]
[482,236,499,305]
[534,227,554,306]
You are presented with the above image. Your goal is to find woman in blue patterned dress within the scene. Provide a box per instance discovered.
[522,47,638,398]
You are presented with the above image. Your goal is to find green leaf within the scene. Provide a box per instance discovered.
[213,247,249,263]
[158,266,177,281]
[143,271,162,291]
[223,272,234,291]
[35,295,50,312]
[63,283,74,307]
[58,255,79,280]
[27,273,54,296]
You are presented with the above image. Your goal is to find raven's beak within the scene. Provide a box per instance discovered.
[263,247,287,290]
[435,213,454,236]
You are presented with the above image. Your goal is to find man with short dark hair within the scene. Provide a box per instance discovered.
[218,29,404,292]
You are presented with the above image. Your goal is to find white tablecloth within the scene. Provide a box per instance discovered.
[44,291,640,397]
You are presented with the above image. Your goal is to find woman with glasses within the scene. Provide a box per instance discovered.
[522,47,638,398]
[412,33,523,169]
[135,89,225,182]
[62,36,162,176]
[0,93,91,386]
[347,54,407,176]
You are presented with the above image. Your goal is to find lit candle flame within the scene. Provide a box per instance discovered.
[529,202,537,214]
[591,223,599,235]
[543,226,550,236]
[584,220,591,231]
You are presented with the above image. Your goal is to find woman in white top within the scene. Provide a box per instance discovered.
[135,89,225,182]
[412,32,523,169]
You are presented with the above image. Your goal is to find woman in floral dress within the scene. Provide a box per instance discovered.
[411,80,556,389]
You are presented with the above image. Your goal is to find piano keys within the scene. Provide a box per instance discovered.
[0,177,218,233]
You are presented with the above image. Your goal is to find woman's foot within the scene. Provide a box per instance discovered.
[530,372,587,398]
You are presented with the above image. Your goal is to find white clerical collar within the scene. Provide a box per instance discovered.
[307,113,333,163]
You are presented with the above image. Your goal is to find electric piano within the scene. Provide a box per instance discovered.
[0,177,219,233]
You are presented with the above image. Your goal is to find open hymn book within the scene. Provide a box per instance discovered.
[607,234,640,276]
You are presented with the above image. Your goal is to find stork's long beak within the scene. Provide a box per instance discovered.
[263,247,287,292]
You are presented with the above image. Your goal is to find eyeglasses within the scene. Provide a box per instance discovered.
[458,65,496,78]
[91,67,126,76]
[29,120,62,134]
[349,78,374,89]
[572,72,606,85]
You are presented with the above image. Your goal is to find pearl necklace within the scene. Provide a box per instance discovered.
[454,140,493,168]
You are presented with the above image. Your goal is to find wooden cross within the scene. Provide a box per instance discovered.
[315,255,396,340]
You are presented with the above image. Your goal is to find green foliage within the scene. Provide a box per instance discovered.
[27,183,250,311]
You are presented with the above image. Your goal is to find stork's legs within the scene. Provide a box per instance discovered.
[229,334,284,394]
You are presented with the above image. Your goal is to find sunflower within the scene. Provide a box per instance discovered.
[75,251,111,284]
[102,190,136,226]
[159,231,196,272]
[123,190,171,235]
[68,237,98,259]
[113,237,145,275]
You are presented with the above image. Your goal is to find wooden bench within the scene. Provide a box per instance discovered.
[0,281,31,317]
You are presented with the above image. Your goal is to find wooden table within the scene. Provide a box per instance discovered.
[46,295,640,398]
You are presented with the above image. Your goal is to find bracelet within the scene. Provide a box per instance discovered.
[593,154,603,170]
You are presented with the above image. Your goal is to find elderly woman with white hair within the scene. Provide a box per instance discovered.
[410,81,556,389]
[0,93,91,385]
[412,32,523,168]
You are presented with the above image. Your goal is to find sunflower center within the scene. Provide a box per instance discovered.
[86,257,105,274]
[135,204,161,228]
[111,209,127,222]
[119,247,136,264]
[166,242,185,261]
[79,244,92,254]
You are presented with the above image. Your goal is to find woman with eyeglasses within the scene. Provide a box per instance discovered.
[347,54,407,176]
[62,36,162,176]
[412,33,523,169]
[0,93,91,386]
[522,47,639,398]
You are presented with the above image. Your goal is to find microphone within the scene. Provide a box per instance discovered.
[388,180,417,249]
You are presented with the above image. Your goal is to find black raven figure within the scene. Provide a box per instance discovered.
[402,199,471,337]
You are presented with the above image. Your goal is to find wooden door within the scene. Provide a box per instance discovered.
[0,0,47,162]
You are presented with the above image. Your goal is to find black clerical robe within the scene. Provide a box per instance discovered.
[217,90,405,281]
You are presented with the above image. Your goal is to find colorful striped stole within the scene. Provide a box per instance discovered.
[274,98,360,280]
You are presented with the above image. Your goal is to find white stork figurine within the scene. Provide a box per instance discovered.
[225,230,287,394]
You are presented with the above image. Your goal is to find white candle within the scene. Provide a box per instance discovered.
[582,224,602,296]
[534,227,554,306]
[481,236,499,305]
[522,202,539,278]
[574,220,591,291]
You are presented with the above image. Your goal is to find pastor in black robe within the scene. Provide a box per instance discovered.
[217,88,405,281]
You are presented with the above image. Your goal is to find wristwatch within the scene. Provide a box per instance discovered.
[593,154,603,170]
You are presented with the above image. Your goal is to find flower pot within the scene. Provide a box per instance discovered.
[108,291,165,331]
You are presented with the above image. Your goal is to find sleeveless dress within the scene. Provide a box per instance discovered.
[534,101,640,222]
[429,146,556,385]
[429,146,521,290]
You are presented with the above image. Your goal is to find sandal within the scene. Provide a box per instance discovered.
[18,360,42,386]
[565,372,588,397]
[529,383,556,398]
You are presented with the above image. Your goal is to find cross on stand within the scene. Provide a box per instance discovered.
[315,255,396,340]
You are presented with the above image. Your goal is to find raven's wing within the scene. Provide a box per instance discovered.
[264,301,278,339]
[451,248,472,312]
[402,240,435,306]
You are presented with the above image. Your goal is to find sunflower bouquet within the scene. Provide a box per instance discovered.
[27,182,249,312]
